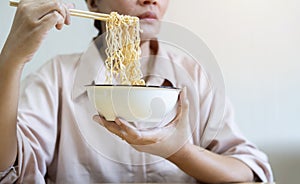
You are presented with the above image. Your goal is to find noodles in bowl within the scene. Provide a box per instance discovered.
[87,12,180,129]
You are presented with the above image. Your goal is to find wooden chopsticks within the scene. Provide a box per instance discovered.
[9,0,109,21]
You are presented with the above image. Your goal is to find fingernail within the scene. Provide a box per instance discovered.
[93,115,104,126]
[115,118,121,126]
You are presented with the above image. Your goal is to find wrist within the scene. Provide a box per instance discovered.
[0,39,31,69]
[167,143,206,163]
[167,143,191,163]
[0,51,25,74]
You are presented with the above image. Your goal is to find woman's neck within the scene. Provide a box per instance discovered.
[140,40,151,58]
[140,39,159,58]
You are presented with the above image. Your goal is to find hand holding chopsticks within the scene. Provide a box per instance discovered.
[9,0,110,21]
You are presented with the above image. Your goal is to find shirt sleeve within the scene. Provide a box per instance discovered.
[204,99,274,182]
[0,130,23,184]
[4,59,61,183]
[177,53,274,182]
[0,166,18,184]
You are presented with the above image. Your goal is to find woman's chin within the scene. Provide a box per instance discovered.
[140,21,161,41]
[140,32,157,42]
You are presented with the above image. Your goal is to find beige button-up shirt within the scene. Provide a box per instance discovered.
[0,40,273,183]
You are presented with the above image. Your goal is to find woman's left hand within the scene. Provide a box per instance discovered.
[93,87,192,158]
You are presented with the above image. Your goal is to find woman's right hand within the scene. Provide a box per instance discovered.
[1,0,72,66]
[93,87,193,158]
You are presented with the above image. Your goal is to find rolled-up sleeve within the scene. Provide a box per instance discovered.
[175,53,274,182]
[205,99,274,182]
[0,130,23,184]
[0,59,61,183]
[0,166,18,184]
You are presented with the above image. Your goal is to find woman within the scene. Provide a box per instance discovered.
[0,0,273,183]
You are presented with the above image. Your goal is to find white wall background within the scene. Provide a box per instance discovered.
[1,0,299,183]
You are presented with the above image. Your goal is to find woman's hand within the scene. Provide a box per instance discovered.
[93,87,193,158]
[1,0,73,66]
[0,0,73,171]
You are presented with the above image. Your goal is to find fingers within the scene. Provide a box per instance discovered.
[64,3,75,25]
[93,115,155,144]
[17,0,71,31]
[92,115,175,145]
[116,118,173,145]
[54,3,74,29]
[92,115,104,126]
[39,10,64,31]
[115,118,137,136]
[176,87,189,118]
[114,118,143,143]
[38,2,71,30]
[178,87,187,107]
[3,0,73,65]
[163,86,190,131]
[93,115,125,139]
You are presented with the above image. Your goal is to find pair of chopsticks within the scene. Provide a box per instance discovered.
[9,0,109,21]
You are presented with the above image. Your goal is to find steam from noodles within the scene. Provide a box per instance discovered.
[105,12,145,85]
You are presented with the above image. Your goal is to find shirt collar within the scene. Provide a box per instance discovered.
[72,41,105,99]
[140,39,178,87]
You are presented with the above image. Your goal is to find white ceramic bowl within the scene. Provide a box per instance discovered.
[86,85,181,130]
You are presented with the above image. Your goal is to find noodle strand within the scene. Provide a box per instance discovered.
[105,12,145,85]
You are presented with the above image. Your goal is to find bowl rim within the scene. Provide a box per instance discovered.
[85,84,181,90]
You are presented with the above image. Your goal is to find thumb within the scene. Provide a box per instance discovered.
[179,87,189,115]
